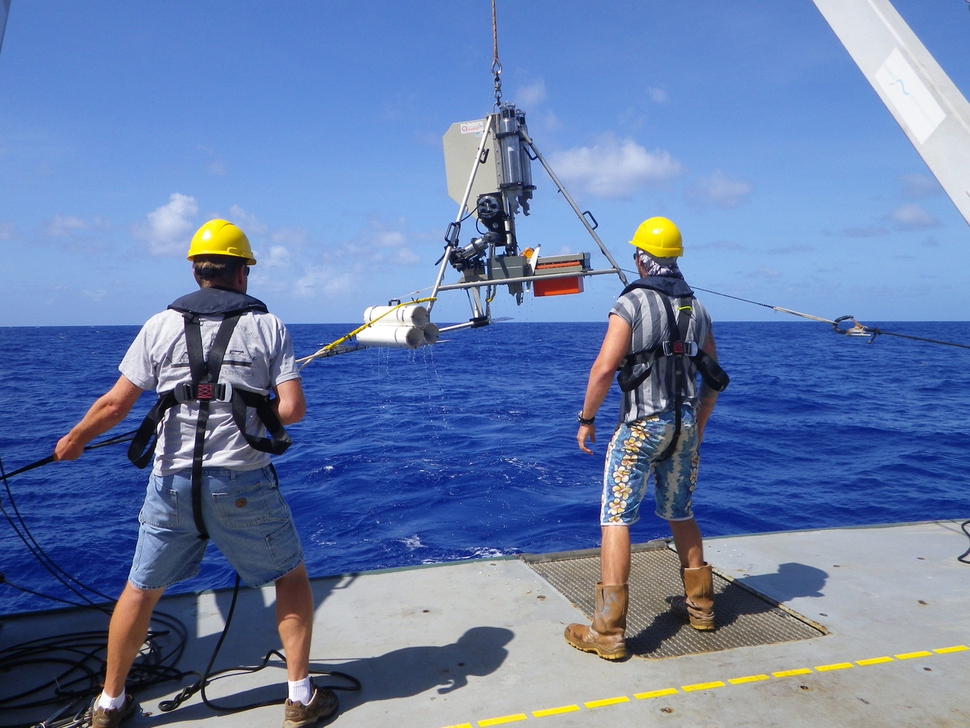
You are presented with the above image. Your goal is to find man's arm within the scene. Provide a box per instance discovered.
[54,376,144,461]
[577,314,632,454]
[695,329,719,445]
[272,378,306,425]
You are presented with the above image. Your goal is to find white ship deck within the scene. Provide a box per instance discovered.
[3,519,969,727]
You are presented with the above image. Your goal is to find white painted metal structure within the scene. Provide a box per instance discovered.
[812,0,970,227]
[0,0,10,58]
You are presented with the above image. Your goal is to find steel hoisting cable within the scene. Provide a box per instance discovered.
[491,0,503,105]
[692,285,970,350]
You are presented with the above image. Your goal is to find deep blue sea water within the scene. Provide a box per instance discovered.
[2,321,969,616]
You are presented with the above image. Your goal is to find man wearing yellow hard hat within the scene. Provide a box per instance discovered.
[56,220,338,727]
[565,216,728,660]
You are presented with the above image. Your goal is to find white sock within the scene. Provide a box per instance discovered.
[96,691,126,711]
[288,677,312,705]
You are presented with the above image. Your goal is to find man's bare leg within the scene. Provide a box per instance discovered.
[103,583,165,697]
[668,518,704,569]
[275,563,314,681]
[601,525,631,585]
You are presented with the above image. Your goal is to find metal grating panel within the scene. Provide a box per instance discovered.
[525,544,826,659]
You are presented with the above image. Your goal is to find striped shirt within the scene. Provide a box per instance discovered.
[611,285,712,424]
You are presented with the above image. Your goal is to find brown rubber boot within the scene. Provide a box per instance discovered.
[669,563,715,631]
[564,582,628,660]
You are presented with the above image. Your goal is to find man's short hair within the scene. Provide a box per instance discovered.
[193,254,247,283]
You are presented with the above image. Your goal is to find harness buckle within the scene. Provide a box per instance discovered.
[173,382,233,403]
[662,341,697,357]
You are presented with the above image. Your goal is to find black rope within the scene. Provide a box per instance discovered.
[959,520,970,565]
[861,326,970,350]
[1,429,138,480]
[0,433,361,725]
[159,575,361,715]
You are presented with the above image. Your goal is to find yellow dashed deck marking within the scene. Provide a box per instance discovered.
[635,688,679,700]
[532,705,580,718]
[478,715,527,726]
[772,668,813,678]
[682,681,726,692]
[584,696,629,709]
[934,645,969,654]
[728,674,770,685]
[444,642,970,728]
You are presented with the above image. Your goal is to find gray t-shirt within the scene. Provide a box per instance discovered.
[611,286,712,424]
[120,308,300,475]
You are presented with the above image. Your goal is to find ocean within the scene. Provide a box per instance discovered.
[1,320,969,616]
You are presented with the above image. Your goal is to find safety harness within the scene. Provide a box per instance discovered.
[127,288,293,539]
[616,276,729,461]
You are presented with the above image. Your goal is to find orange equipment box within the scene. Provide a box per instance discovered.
[533,260,585,297]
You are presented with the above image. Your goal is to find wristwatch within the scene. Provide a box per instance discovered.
[577,411,595,426]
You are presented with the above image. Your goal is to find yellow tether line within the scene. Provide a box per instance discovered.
[296,297,436,369]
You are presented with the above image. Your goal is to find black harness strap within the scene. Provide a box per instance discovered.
[127,308,293,541]
[655,295,692,462]
[615,289,730,463]
[184,313,240,539]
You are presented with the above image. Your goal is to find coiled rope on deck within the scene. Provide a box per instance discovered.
[0,434,360,726]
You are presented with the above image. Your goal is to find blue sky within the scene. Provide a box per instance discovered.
[1,1,968,327]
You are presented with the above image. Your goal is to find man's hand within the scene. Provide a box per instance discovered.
[578,423,596,454]
[54,434,85,462]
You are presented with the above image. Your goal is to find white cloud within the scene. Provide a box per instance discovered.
[228,205,270,237]
[0,221,15,241]
[46,215,87,237]
[646,86,668,104]
[45,214,110,238]
[686,170,753,209]
[549,136,683,199]
[293,267,357,299]
[348,219,423,267]
[135,193,199,256]
[888,203,939,231]
[515,78,547,108]
[899,173,939,199]
[263,245,292,268]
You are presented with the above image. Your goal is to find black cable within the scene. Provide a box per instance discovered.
[159,574,360,715]
[0,434,360,725]
[863,326,970,350]
[958,520,970,565]
[1,429,138,480]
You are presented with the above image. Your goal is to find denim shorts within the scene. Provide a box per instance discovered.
[600,408,699,525]
[129,465,304,590]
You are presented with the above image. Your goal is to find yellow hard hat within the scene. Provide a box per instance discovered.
[629,217,683,258]
[187,219,256,265]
